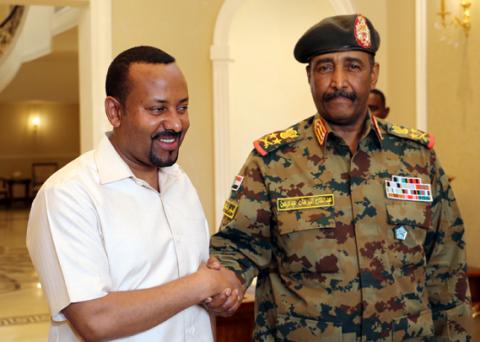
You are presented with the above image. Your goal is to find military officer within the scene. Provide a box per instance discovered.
[209,14,471,341]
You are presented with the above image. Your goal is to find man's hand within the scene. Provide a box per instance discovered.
[202,257,244,317]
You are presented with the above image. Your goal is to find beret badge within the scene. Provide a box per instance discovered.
[354,15,371,49]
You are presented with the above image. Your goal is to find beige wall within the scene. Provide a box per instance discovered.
[0,101,80,179]
[228,0,334,180]
[385,0,416,127]
[112,0,223,229]
[427,2,480,267]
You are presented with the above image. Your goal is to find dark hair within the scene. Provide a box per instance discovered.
[105,46,175,104]
[370,88,386,106]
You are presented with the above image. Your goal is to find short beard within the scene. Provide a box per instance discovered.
[149,149,178,167]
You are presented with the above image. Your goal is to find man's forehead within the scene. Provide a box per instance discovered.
[310,50,370,64]
[128,62,178,78]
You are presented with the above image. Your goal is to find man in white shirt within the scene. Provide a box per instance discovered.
[27,46,242,341]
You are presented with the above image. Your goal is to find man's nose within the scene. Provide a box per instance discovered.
[162,110,182,132]
[331,68,347,89]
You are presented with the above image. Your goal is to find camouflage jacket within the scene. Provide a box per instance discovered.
[210,114,471,341]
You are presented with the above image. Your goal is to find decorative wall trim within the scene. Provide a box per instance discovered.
[211,0,355,226]
[0,6,53,92]
[415,0,427,131]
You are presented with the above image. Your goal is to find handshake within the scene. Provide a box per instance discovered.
[197,257,244,317]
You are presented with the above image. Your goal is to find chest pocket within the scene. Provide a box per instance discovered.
[386,201,432,270]
[276,207,341,274]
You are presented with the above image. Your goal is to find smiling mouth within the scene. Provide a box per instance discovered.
[158,137,176,144]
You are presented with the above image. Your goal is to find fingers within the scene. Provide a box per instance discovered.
[204,288,244,317]
[206,256,221,270]
[215,289,244,317]
[205,288,230,309]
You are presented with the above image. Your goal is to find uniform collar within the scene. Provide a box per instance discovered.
[313,112,384,150]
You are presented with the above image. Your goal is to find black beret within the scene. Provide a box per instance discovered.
[294,14,380,63]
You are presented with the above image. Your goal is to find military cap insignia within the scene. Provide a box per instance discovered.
[223,200,238,219]
[253,127,300,156]
[388,124,435,149]
[277,194,334,211]
[354,15,371,49]
[385,175,432,202]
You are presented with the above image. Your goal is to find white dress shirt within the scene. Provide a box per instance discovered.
[26,135,213,341]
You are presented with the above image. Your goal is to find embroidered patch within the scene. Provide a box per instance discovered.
[394,226,408,240]
[254,127,299,156]
[313,117,328,146]
[277,194,334,211]
[385,176,432,202]
[231,175,244,192]
[223,200,238,219]
[354,15,371,49]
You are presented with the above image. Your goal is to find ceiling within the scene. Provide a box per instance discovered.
[0,26,78,103]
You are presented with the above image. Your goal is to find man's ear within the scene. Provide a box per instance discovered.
[105,96,123,128]
[370,62,380,88]
[306,64,311,82]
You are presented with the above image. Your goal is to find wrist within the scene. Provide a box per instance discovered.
[193,268,217,302]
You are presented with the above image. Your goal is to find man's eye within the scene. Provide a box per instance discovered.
[317,64,333,73]
[347,63,361,71]
[150,107,167,114]
[177,105,188,113]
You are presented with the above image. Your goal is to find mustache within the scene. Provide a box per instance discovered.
[323,90,357,102]
[151,130,182,140]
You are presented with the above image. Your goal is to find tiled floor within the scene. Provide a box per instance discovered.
[0,208,49,341]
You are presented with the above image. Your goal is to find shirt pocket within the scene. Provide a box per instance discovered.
[386,201,432,271]
[276,207,340,274]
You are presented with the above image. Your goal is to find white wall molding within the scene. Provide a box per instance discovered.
[52,6,81,35]
[415,0,427,131]
[211,0,355,226]
[210,0,243,226]
[78,0,111,152]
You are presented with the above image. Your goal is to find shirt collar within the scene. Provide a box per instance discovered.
[94,133,182,187]
[94,133,135,184]
[313,112,384,150]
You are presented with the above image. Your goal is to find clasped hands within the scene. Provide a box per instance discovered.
[199,257,243,317]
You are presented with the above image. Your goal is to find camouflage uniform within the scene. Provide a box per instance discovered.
[210,114,471,341]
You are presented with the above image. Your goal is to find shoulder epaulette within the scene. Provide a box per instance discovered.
[387,123,435,149]
[253,127,301,156]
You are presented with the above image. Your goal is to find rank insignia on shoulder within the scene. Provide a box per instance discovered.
[231,175,244,192]
[253,127,300,156]
[277,194,334,211]
[223,200,238,219]
[385,175,432,202]
[388,124,435,149]
[394,225,408,240]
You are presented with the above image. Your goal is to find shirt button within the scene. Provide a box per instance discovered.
[187,327,195,335]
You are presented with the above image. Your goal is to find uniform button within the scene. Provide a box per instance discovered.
[187,327,195,335]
